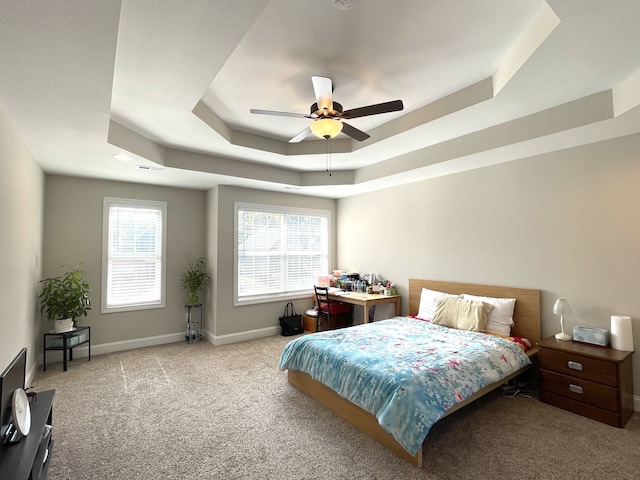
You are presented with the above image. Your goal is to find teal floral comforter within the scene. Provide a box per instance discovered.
[278,317,531,456]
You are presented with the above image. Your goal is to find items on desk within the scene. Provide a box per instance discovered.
[319,271,396,295]
[381,281,396,296]
[332,270,346,278]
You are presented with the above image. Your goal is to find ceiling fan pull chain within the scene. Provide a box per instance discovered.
[326,138,332,176]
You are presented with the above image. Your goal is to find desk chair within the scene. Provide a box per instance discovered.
[314,285,353,331]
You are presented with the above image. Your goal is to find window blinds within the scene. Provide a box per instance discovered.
[236,204,329,302]
[105,202,164,309]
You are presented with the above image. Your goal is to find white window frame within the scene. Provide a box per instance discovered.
[234,202,331,305]
[101,197,167,313]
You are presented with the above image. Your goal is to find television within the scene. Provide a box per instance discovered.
[0,347,27,449]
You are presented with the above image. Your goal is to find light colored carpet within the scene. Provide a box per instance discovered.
[33,335,640,479]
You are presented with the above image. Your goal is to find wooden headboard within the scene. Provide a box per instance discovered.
[408,279,541,346]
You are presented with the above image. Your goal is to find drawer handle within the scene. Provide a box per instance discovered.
[567,360,583,371]
[569,384,584,395]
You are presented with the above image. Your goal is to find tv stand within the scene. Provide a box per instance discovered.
[0,390,55,480]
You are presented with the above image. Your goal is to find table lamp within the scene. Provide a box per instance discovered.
[553,298,572,341]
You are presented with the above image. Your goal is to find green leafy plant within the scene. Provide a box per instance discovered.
[39,263,92,321]
[181,256,211,303]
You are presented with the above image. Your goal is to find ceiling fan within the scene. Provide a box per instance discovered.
[250,76,404,143]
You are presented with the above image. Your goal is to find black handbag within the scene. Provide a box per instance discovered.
[279,302,303,336]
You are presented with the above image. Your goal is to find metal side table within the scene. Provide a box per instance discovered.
[185,303,202,343]
[43,326,91,371]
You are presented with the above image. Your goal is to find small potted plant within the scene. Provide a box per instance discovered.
[39,263,92,332]
[181,255,211,304]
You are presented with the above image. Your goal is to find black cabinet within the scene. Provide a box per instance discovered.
[0,389,55,480]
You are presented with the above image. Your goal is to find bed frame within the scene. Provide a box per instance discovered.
[287,279,541,468]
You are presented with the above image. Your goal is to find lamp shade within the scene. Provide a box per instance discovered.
[553,298,571,316]
[553,297,572,341]
[310,118,343,139]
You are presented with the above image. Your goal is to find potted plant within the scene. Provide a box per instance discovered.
[181,255,211,304]
[39,263,92,332]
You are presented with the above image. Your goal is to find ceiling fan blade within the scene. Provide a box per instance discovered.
[250,108,312,119]
[289,126,313,143]
[341,99,404,119]
[311,76,333,112]
[340,122,370,142]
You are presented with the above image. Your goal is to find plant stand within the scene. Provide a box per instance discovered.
[43,326,91,372]
[184,303,202,343]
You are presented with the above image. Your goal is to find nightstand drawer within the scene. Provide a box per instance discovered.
[540,348,617,387]
[540,370,619,412]
[540,391,622,428]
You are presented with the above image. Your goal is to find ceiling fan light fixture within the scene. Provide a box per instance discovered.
[310,118,343,139]
[311,101,342,117]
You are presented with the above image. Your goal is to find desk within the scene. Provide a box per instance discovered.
[43,326,91,372]
[329,292,401,324]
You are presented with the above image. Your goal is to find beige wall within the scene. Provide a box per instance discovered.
[43,175,206,350]
[206,185,336,341]
[0,106,44,382]
[337,133,640,400]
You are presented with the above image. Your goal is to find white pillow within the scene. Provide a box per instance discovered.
[462,293,516,336]
[417,288,460,320]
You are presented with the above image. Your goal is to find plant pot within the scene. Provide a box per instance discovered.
[53,318,74,333]
[188,294,199,304]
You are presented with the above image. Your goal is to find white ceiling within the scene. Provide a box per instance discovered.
[1,0,640,198]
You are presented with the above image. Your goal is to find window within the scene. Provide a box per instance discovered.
[102,197,167,312]
[235,202,330,304]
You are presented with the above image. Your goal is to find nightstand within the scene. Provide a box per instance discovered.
[539,336,634,427]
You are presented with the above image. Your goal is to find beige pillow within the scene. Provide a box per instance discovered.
[432,296,494,332]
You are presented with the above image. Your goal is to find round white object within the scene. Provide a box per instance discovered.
[12,388,31,436]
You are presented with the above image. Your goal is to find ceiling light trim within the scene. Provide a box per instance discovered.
[356,90,616,183]
[108,121,167,166]
[612,69,640,116]
[493,2,561,95]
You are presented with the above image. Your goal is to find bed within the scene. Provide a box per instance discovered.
[279,279,541,468]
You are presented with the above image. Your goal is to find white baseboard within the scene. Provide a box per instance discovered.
[91,332,187,356]
[38,332,185,366]
[206,325,281,346]
[38,328,282,367]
